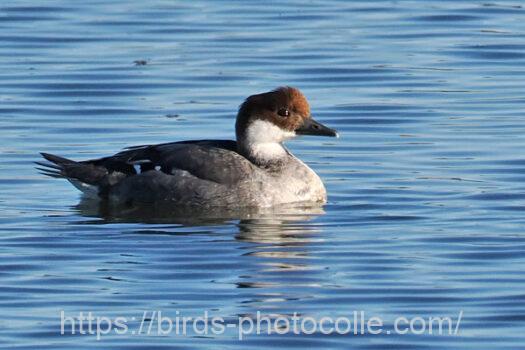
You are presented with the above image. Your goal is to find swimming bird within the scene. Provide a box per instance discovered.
[36,87,338,208]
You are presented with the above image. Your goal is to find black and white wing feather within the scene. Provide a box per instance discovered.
[36,140,254,201]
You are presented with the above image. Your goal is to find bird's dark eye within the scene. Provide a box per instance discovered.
[277,108,290,118]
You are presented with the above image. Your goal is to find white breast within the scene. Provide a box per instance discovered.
[253,155,327,206]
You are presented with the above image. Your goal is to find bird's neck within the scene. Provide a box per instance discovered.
[237,119,294,166]
[240,141,289,165]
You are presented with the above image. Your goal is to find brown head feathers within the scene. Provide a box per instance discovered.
[236,86,311,139]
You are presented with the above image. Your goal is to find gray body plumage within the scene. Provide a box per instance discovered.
[37,140,327,208]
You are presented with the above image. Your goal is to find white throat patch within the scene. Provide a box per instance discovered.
[243,119,295,161]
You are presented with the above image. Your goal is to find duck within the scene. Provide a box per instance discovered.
[36,86,338,208]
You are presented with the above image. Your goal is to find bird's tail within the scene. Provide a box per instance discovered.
[35,153,109,196]
[35,153,75,178]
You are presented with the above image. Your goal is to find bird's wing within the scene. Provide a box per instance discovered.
[38,140,254,190]
[105,139,253,185]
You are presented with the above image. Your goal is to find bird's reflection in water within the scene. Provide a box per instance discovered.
[233,207,325,311]
[75,196,325,227]
[74,196,324,310]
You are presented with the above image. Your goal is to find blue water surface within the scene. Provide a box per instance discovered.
[1,0,525,348]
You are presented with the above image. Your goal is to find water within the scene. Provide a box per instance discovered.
[1,0,525,348]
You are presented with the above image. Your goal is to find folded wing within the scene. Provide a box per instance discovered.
[37,140,254,200]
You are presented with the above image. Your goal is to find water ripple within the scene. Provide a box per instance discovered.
[1,0,525,349]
